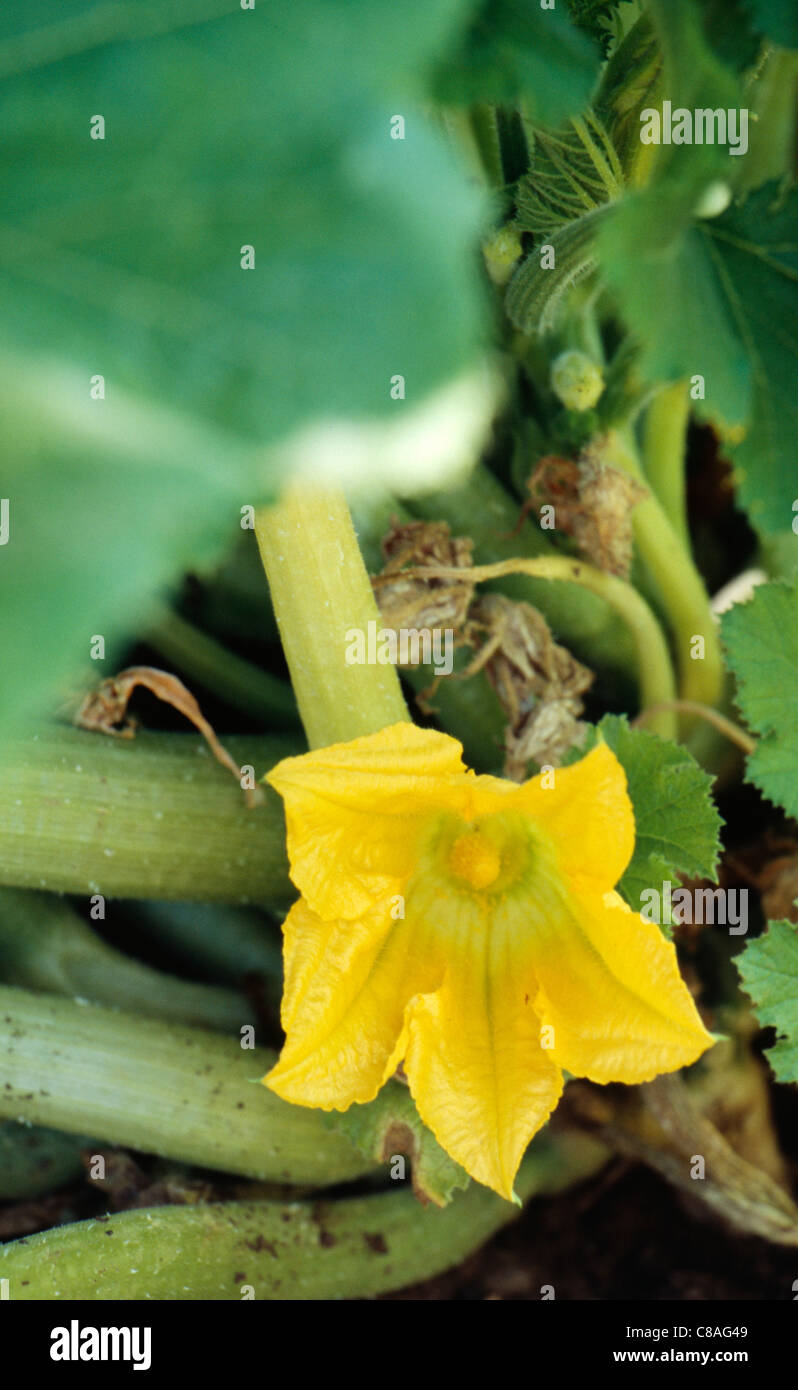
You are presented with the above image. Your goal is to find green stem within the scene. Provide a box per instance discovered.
[0,987,370,1185]
[641,380,690,548]
[417,555,678,738]
[0,1128,608,1300]
[601,430,724,711]
[0,890,254,1033]
[0,728,295,905]
[632,701,755,755]
[144,603,299,728]
[254,484,409,748]
[468,102,505,188]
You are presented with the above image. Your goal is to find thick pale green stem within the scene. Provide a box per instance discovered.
[642,380,690,548]
[0,987,370,1185]
[0,1128,608,1300]
[255,485,409,748]
[0,890,254,1032]
[418,556,678,738]
[0,728,295,905]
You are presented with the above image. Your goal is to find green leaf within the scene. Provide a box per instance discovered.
[0,351,252,736]
[722,579,798,817]
[744,0,798,48]
[0,0,487,446]
[737,920,798,1083]
[0,0,494,735]
[695,0,763,73]
[713,187,798,535]
[577,715,722,916]
[598,201,751,424]
[598,183,798,534]
[434,0,599,124]
[325,1080,470,1208]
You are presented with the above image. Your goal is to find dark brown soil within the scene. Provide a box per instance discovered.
[387,1161,798,1301]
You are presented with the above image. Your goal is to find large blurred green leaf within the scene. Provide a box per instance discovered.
[0,0,486,443]
[0,0,494,734]
[0,352,252,732]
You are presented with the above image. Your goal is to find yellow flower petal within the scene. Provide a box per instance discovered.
[402,895,563,1201]
[510,741,635,890]
[528,885,713,1083]
[266,722,472,919]
[264,896,443,1108]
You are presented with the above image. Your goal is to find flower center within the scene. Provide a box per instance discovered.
[448,829,502,890]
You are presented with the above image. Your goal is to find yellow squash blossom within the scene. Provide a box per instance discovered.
[263,723,712,1200]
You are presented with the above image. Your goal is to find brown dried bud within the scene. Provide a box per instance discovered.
[464,594,593,780]
[373,518,475,635]
[527,444,647,577]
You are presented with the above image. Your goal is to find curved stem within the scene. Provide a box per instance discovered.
[254,484,409,749]
[641,380,690,548]
[0,1128,609,1300]
[0,889,254,1033]
[600,430,725,713]
[399,555,678,739]
[0,987,370,1185]
[632,701,755,755]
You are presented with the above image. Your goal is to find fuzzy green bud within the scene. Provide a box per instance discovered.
[482,225,523,287]
[550,349,605,411]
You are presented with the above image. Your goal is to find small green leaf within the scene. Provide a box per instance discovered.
[325,1080,470,1208]
[577,715,723,915]
[737,920,798,1084]
[722,579,798,817]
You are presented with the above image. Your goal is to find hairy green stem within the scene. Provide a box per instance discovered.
[0,890,254,1032]
[0,728,296,905]
[0,987,370,1185]
[0,1128,608,1299]
[255,484,408,749]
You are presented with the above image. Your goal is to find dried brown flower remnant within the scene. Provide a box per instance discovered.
[372,520,594,778]
[463,594,593,780]
[373,519,475,635]
[527,446,647,577]
[75,666,261,806]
